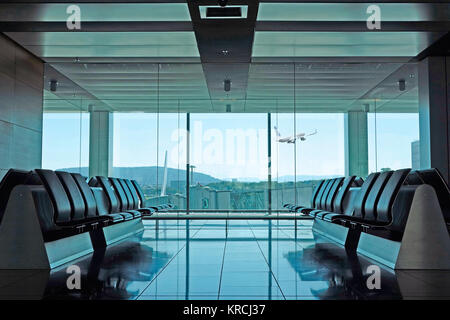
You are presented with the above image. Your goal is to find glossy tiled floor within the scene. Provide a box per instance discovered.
[1,219,449,300]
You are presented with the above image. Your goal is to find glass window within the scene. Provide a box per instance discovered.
[113,112,186,208]
[297,113,345,207]
[189,113,268,210]
[271,113,345,209]
[368,112,419,173]
[42,112,89,173]
[271,113,295,210]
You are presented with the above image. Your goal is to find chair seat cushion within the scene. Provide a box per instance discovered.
[118,212,134,221]
[105,213,125,223]
[309,209,323,217]
[315,211,333,220]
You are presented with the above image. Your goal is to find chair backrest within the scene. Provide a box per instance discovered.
[124,179,140,209]
[363,171,393,222]
[131,180,146,206]
[376,168,411,223]
[35,169,72,224]
[314,179,331,210]
[333,176,356,214]
[352,172,380,219]
[119,179,135,209]
[325,178,344,212]
[417,168,450,222]
[109,177,129,211]
[71,173,98,218]
[320,179,336,210]
[353,177,364,187]
[311,180,325,208]
[55,171,86,222]
[96,176,120,213]
[405,170,423,185]
[88,176,99,187]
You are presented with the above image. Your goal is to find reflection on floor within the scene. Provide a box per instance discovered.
[0,220,449,300]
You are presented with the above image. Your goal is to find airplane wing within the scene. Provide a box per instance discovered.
[278,137,292,143]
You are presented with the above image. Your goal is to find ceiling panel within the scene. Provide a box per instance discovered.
[44,61,417,113]
[0,3,191,22]
[6,32,200,58]
[258,3,450,21]
[46,62,211,112]
[252,32,444,57]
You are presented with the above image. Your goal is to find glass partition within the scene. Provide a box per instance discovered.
[189,113,268,210]
[41,62,423,213]
[112,112,186,208]
[42,95,89,174]
[271,113,296,210]
[367,66,420,174]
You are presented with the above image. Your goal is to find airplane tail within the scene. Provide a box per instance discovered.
[274,126,281,137]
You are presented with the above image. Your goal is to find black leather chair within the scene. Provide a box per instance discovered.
[284,180,325,213]
[327,172,380,224]
[353,177,364,187]
[71,173,125,224]
[357,171,394,224]
[310,178,344,217]
[298,179,333,215]
[35,169,96,241]
[336,169,411,232]
[122,179,155,215]
[95,176,135,221]
[303,178,338,216]
[405,170,423,185]
[55,171,111,229]
[109,177,142,218]
[130,180,172,211]
[314,176,356,220]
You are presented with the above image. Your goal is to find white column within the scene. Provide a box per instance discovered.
[89,110,113,177]
[345,110,369,178]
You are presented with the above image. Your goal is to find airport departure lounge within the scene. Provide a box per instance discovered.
[0,1,449,304]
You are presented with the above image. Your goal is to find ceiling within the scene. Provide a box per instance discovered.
[1,1,449,113]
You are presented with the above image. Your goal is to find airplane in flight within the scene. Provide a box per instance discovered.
[274,126,317,143]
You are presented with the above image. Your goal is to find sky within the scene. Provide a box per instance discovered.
[42,112,419,180]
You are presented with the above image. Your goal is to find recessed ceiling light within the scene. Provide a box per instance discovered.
[224,79,231,92]
[398,79,406,91]
[199,5,248,19]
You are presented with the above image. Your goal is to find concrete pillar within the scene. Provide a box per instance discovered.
[345,111,369,178]
[418,56,450,183]
[89,110,113,177]
[0,34,43,180]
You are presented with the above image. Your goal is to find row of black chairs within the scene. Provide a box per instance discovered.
[0,169,172,242]
[89,175,172,217]
[285,168,450,239]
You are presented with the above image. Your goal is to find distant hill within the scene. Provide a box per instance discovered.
[57,166,339,186]
[277,174,342,182]
[57,166,221,186]
[224,175,341,183]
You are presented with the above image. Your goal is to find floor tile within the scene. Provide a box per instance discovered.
[2,221,449,300]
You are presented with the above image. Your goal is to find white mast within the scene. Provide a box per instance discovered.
[161,150,168,196]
